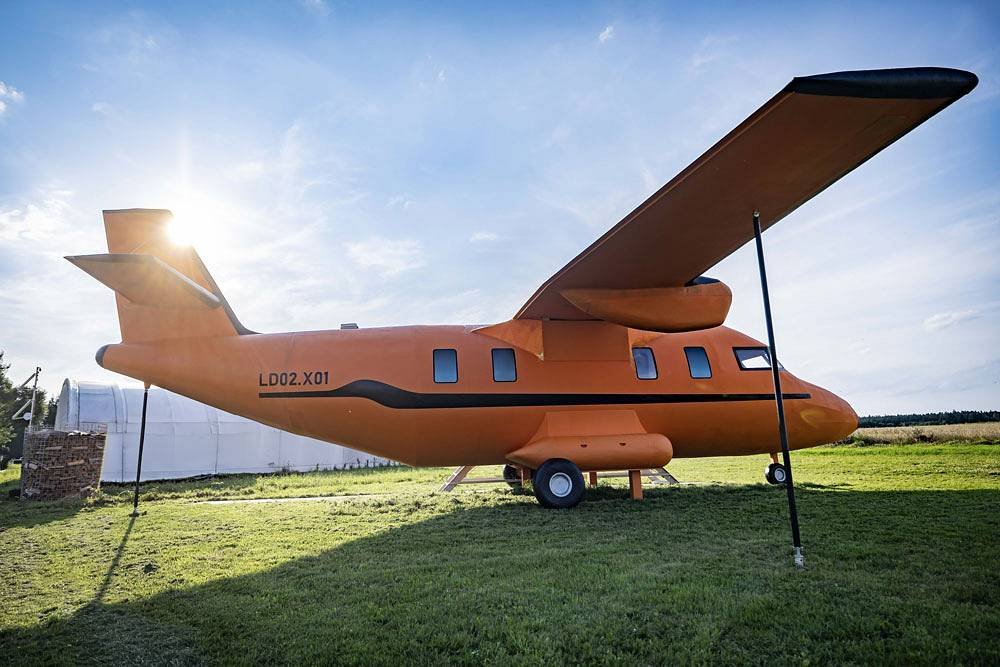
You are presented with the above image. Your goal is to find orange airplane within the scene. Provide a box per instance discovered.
[68,67,977,511]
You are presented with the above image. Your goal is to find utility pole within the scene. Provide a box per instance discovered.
[28,366,40,429]
[11,367,42,459]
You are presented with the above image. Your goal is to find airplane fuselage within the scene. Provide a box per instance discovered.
[97,321,858,467]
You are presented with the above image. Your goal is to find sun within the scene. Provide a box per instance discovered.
[161,189,232,252]
[166,214,198,245]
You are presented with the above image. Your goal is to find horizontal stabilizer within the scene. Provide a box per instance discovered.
[65,253,222,310]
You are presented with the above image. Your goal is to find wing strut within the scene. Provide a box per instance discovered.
[753,210,804,568]
[130,383,151,517]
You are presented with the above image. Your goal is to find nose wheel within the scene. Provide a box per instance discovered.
[765,462,788,485]
[533,459,585,509]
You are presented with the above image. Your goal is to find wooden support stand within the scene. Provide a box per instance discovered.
[440,465,678,493]
[594,468,678,486]
[439,465,505,492]
[628,469,643,500]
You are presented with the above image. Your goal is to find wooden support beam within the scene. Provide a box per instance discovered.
[594,469,678,484]
[628,469,643,500]
[441,465,678,493]
[647,467,680,485]
[439,465,474,492]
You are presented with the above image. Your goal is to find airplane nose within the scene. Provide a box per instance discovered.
[794,383,859,444]
[827,390,860,440]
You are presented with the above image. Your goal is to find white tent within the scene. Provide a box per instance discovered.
[55,379,395,482]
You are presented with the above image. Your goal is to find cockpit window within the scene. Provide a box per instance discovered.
[632,347,658,380]
[734,347,784,371]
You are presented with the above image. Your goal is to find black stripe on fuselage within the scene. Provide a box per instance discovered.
[258,379,810,409]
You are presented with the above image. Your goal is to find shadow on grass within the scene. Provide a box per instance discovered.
[94,514,138,604]
[97,466,411,502]
[0,468,339,530]
[4,485,999,665]
[98,473,263,501]
[0,496,95,530]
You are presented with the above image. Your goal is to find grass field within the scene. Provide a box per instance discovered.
[2,442,998,665]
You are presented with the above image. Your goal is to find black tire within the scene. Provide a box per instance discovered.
[765,462,788,485]
[532,459,585,509]
[502,464,522,489]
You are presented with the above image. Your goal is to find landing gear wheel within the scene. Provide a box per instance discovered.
[533,459,585,509]
[765,462,788,485]
[502,464,522,489]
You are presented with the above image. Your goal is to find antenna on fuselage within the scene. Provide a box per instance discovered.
[752,210,804,569]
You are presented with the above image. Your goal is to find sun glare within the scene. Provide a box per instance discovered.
[161,189,233,253]
[167,216,198,245]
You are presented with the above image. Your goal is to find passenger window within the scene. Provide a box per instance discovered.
[685,347,712,379]
[433,349,458,383]
[734,347,783,371]
[491,348,517,382]
[632,347,657,380]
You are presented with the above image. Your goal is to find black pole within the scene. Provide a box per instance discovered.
[131,384,150,517]
[752,210,804,568]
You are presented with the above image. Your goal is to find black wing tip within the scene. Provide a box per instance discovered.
[786,67,978,100]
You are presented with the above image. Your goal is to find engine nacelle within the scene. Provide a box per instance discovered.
[560,277,732,332]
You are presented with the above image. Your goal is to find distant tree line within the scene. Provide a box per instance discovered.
[859,410,1000,428]
[0,351,56,463]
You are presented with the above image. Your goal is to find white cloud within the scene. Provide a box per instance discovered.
[0,81,24,102]
[92,16,170,66]
[688,35,738,72]
[922,310,980,332]
[0,190,125,394]
[0,190,75,243]
[0,81,25,116]
[228,160,268,181]
[386,195,412,210]
[346,238,426,276]
[91,102,113,116]
[598,25,614,43]
[469,231,499,243]
[301,0,329,16]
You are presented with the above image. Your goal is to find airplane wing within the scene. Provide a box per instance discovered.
[515,67,978,322]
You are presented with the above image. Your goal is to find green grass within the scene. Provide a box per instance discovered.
[1,443,998,665]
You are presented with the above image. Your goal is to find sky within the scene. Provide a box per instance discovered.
[0,1,998,416]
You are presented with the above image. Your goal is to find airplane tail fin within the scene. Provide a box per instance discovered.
[66,209,254,343]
